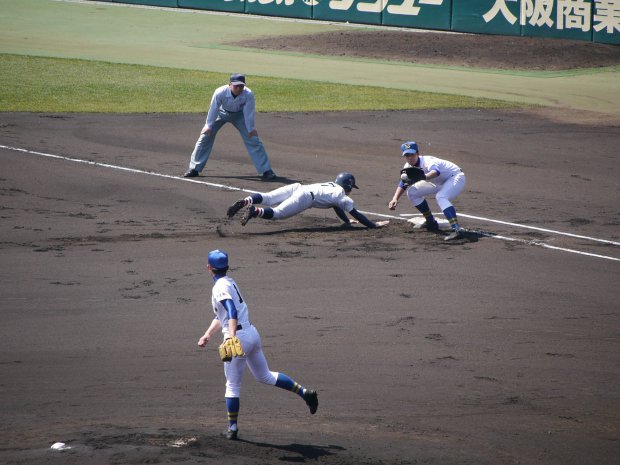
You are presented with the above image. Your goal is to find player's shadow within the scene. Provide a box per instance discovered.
[243,225,369,236]
[458,229,486,242]
[239,438,346,462]
[414,227,481,243]
[444,229,481,243]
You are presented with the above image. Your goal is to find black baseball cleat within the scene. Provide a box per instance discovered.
[414,219,440,231]
[444,229,464,241]
[240,206,257,226]
[183,169,199,178]
[223,426,238,440]
[261,169,277,181]
[227,199,246,219]
[304,390,318,415]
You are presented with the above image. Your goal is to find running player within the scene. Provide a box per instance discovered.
[197,250,318,440]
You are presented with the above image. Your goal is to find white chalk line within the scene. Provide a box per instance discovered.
[1,143,257,192]
[2,143,618,262]
[362,211,619,262]
[397,213,620,246]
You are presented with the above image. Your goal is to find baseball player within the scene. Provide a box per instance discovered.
[183,73,277,181]
[197,250,318,440]
[388,141,466,241]
[226,172,390,228]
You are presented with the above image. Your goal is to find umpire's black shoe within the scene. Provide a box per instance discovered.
[240,206,257,226]
[305,390,318,415]
[261,169,277,181]
[227,199,246,219]
[444,229,464,241]
[183,169,199,178]
[223,426,238,440]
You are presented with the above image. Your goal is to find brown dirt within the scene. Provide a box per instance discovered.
[233,29,620,70]
[1,18,619,465]
[1,109,619,465]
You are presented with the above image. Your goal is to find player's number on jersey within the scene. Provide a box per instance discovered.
[232,284,244,303]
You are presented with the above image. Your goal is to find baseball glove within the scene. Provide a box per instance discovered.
[218,336,245,362]
[400,167,426,184]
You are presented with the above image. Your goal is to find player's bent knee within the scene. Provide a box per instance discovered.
[408,194,424,205]
[436,197,453,211]
[255,372,277,386]
[406,188,423,204]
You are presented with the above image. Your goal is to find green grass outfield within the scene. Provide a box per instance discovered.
[0,54,518,112]
[1,0,619,115]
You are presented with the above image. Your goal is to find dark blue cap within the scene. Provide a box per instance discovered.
[208,249,229,270]
[230,74,246,85]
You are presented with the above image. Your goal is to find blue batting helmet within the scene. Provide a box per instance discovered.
[208,249,229,271]
[335,172,359,192]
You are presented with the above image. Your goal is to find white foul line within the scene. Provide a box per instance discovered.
[463,214,620,246]
[2,143,619,262]
[361,211,620,262]
[0,144,258,193]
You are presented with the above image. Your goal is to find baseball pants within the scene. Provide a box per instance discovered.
[223,324,279,398]
[189,109,272,175]
[260,183,314,220]
[406,172,466,211]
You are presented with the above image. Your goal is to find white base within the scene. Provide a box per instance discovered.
[408,217,451,230]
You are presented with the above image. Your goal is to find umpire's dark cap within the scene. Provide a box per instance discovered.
[208,249,229,270]
[230,74,246,85]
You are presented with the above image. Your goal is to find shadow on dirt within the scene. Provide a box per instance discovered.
[239,438,346,461]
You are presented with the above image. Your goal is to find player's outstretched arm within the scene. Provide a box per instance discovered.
[333,207,351,226]
[349,209,389,228]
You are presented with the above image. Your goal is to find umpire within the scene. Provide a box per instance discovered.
[183,73,277,180]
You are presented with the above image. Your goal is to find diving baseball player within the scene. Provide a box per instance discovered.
[388,141,466,241]
[227,172,390,228]
[197,250,318,440]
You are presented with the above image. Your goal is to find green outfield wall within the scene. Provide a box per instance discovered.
[98,0,618,44]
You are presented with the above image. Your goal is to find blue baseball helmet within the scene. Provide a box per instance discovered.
[401,141,419,156]
[335,172,359,191]
[208,249,229,271]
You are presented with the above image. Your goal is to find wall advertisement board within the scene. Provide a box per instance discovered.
[100,0,620,44]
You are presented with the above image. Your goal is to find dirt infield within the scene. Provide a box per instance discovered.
[235,30,620,71]
[1,107,619,464]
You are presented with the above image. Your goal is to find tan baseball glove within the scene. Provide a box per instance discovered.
[218,336,245,362]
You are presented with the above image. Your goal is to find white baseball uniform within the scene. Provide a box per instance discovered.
[259,182,355,220]
[211,276,279,398]
[404,155,466,211]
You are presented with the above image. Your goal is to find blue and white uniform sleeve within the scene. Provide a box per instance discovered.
[223,299,238,320]
[428,163,440,176]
